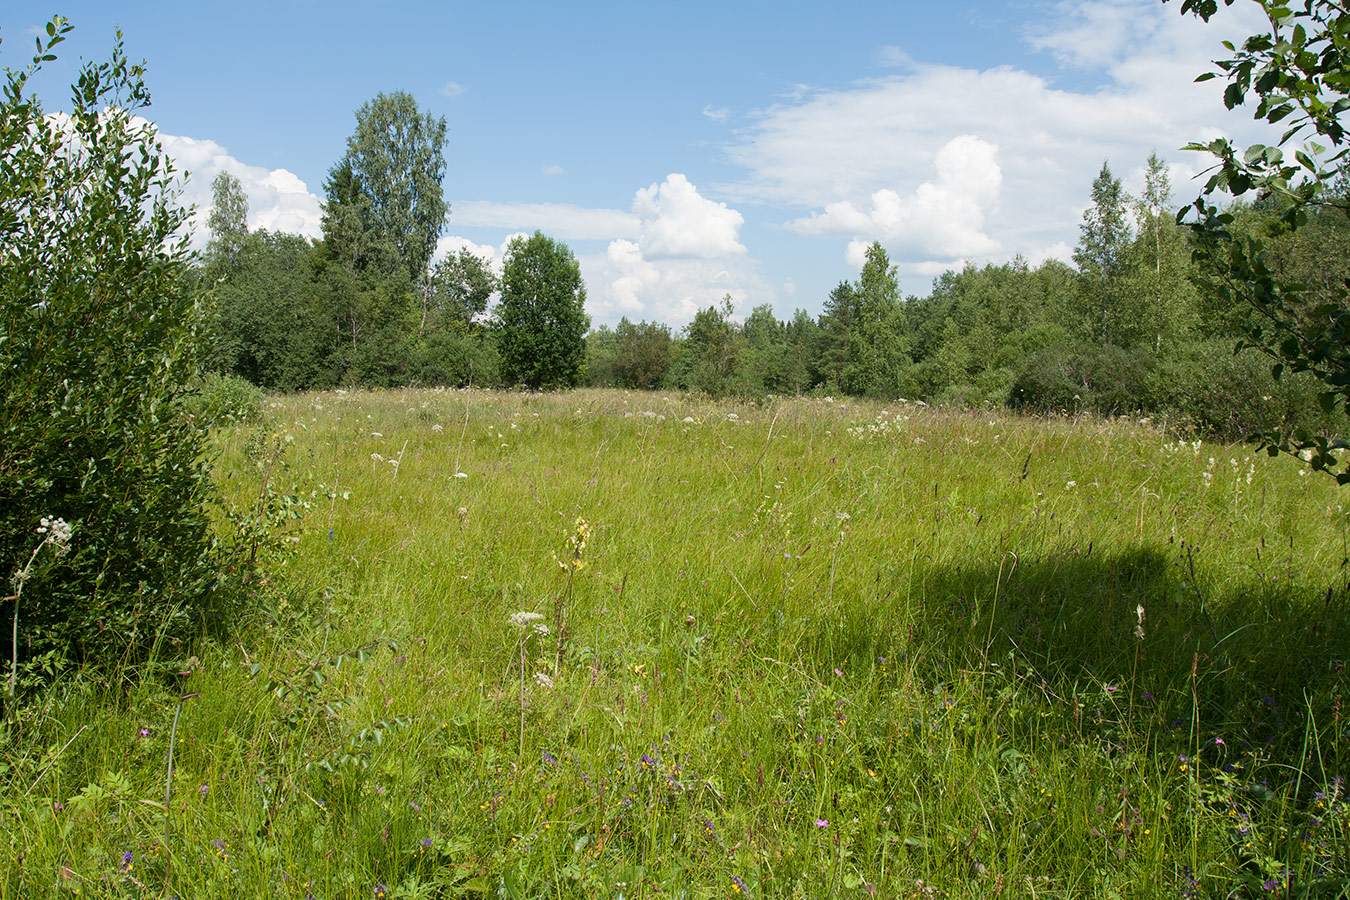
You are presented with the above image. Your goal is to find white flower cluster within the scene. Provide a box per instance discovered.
[36,516,72,555]
[846,409,913,441]
[509,611,544,629]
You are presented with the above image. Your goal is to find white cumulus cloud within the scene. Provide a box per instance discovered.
[723,0,1282,275]
[788,135,1001,260]
[157,131,323,249]
[633,174,747,259]
[446,176,760,326]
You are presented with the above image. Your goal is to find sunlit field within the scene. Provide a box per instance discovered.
[4,388,1348,899]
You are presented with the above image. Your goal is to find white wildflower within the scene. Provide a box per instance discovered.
[534,672,554,689]
[37,516,72,555]
[509,611,544,629]
[431,424,443,433]
[532,622,550,637]
[371,453,385,462]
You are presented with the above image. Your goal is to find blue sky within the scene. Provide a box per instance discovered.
[4,1,1276,327]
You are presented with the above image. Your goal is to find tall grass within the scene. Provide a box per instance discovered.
[3,388,1347,898]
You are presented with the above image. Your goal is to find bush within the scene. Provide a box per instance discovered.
[1008,347,1081,412]
[1155,341,1349,441]
[0,23,228,669]
[1010,345,1158,416]
[410,329,501,387]
[182,373,265,426]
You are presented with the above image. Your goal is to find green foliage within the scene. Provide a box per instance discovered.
[411,328,500,387]
[325,92,448,285]
[1156,340,1348,441]
[1169,0,1350,481]
[422,248,496,339]
[612,318,674,390]
[208,230,334,390]
[1009,345,1159,416]
[1073,161,1134,344]
[843,242,910,396]
[0,21,226,664]
[181,373,265,426]
[206,170,248,267]
[668,297,743,397]
[496,232,590,389]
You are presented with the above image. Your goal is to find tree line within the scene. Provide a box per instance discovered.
[202,98,1349,443]
[586,155,1349,441]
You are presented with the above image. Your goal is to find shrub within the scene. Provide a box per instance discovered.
[1009,346,1081,412]
[410,329,501,387]
[182,373,265,426]
[1010,345,1158,416]
[1,22,228,669]
[1156,341,1348,441]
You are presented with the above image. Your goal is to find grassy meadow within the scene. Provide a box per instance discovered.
[4,388,1349,899]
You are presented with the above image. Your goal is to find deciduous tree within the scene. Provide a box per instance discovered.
[207,170,248,267]
[1,19,225,664]
[496,232,589,389]
[1074,162,1132,344]
[324,91,447,284]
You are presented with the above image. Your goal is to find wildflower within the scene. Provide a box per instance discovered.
[138,728,149,738]
[36,517,72,555]
[120,850,133,870]
[1135,604,1145,640]
[375,884,388,899]
[198,784,209,794]
[1214,737,1225,746]
[814,819,829,828]
[534,672,554,688]
[541,751,558,766]
[731,875,749,894]
[421,837,433,848]
[509,611,544,629]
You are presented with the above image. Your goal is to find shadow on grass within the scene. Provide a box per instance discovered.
[810,542,1349,781]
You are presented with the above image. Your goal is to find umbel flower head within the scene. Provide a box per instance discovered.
[509,611,544,629]
[36,516,72,555]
